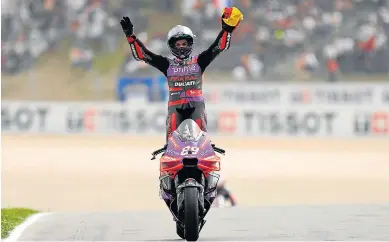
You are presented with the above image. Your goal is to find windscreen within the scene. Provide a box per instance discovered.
[176,119,203,141]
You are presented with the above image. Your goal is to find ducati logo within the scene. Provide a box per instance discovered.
[175,81,195,87]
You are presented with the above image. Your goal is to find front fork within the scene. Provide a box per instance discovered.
[159,173,219,220]
[176,178,205,215]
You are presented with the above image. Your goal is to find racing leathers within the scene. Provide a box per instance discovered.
[125,30,233,140]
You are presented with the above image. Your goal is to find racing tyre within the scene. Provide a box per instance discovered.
[184,187,199,241]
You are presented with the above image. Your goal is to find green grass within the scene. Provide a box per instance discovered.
[1,208,39,239]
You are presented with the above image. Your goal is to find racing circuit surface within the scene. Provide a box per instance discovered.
[10,204,389,241]
[2,135,389,241]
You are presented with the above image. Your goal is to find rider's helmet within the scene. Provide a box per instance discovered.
[167,25,196,59]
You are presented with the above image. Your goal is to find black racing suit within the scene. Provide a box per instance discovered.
[126,29,233,140]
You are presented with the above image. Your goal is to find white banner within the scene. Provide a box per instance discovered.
[203,83,389,106]
[2,101,388,138]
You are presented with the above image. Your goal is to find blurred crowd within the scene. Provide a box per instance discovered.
[1,0,153,74]
[2,0,389,82]
[179,0,389,81]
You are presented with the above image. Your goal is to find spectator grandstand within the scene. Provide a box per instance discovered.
[2,0,388,100]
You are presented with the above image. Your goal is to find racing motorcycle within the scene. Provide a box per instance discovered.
[151,119,225,241]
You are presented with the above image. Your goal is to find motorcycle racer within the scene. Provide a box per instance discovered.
[120,7,243,141]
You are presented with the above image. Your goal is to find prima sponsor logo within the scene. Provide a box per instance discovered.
[172,64,197,74]
[175,81,195,87]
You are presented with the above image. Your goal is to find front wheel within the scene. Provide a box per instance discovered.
[184,187,200,241]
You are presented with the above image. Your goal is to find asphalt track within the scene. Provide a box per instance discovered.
[5,204,387,241]
[2,135,389,241]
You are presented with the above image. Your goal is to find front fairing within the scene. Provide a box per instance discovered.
[160,131,220,177]
[165,132,216,160]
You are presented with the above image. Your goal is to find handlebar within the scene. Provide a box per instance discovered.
[212,144,226,155]
[151,144,167,160]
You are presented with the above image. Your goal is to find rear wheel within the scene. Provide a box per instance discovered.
[184,187,199,241]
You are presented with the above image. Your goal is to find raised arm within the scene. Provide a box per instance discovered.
[121,17,169,75]
[197,7,243,72]
[197,29,233,71]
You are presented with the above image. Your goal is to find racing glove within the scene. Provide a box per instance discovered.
[120,16,134,37]
[221,7,244,33]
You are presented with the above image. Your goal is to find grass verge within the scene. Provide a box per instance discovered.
[1,208,39,239]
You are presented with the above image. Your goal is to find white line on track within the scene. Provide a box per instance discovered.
[4,212,52,242]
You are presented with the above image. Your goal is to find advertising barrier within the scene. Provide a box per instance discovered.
[2,101,388,138]
[203,83,389,106]
[1,103,51,133]
[353,111,389,136]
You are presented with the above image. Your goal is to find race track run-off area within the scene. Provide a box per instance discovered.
[2,135,389,241]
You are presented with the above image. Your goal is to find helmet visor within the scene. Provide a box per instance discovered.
[168,35,194,58]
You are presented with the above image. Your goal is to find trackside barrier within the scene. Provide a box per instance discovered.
[202,82,389,106]
[2,101,388,138]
